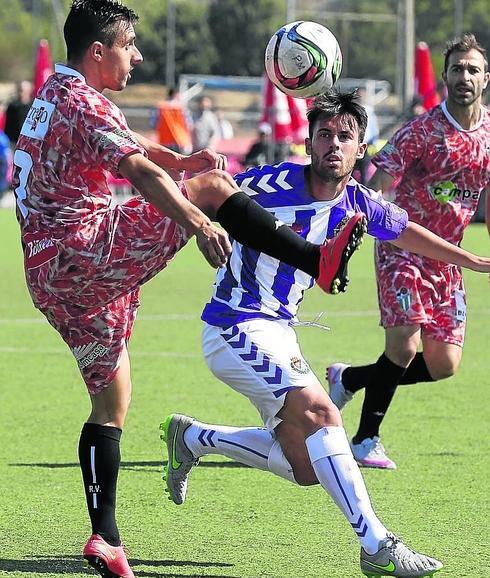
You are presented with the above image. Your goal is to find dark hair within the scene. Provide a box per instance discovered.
[307,89,368,142]
[443,33,488,72]
[64,0,138,62]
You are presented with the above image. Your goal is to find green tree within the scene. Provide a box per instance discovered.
[127,0,217,84]
[208,0,286,76]
[0,0,47,81]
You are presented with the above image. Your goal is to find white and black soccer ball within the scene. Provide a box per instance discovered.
[265,21,342,98]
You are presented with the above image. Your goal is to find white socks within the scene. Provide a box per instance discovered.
[185,421,387,553]
[184,422,296,483]
[305,426,388,554]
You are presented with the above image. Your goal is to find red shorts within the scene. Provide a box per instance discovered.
[375,242,466,347]
[23,194,190,394]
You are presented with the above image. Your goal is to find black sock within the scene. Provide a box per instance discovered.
[399,352,435,384]
[216,192,320,277]
[353,354,407,444]
[78,423,122,546]
[342,363,377,393]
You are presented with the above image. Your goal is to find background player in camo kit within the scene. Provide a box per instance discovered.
[327,33,490,470]
[12,1,369,576]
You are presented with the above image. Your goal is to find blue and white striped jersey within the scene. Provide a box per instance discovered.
[202,162,408,328]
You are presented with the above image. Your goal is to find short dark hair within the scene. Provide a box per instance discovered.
[307,89,368,142]
[443,33,488,72]
[64,0,138,62]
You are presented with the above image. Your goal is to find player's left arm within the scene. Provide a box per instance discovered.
[132,131,227,174]
[391,221,490,272]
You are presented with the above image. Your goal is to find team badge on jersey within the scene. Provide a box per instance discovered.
[396,287,411,312]
[290,356,310,374]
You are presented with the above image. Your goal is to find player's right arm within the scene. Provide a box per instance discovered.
[119,152,230,268]
[390,221,490,272]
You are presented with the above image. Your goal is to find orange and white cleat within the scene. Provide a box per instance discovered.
[83,534,134,578]
[317,213,367,294]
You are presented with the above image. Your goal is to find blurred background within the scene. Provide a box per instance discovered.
[0,0,487,218]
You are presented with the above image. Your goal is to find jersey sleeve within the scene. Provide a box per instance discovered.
[70,91,145,177]
[372,117,427,179]
[355,187,408,240]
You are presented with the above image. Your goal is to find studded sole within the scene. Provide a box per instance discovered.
[84,556,120,578]
[330,217,367,294]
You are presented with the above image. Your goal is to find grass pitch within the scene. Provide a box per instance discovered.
[0,207,489,578]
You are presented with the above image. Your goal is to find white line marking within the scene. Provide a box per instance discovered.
[0,346,201,359]
[1,308,489,326]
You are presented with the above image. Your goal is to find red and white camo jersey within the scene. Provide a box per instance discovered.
[372,101,489,246]
[13,63,145,234]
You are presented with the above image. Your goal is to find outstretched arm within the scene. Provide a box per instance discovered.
[391,221,490,272]
[132,131,227,174]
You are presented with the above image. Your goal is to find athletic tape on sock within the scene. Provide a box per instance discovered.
[306,426,351,463]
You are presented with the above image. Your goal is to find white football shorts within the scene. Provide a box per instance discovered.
[202,319,319,430]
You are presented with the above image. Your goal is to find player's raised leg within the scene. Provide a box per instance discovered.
[317,212,367,294]
[184,170,366,295]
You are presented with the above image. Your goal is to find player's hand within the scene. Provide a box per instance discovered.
[182,149,228,174]
[195,223,232,268]
[469,256,490,273]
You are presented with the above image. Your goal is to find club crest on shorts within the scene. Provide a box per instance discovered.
[290,356,310,374]
[396,287,412,312]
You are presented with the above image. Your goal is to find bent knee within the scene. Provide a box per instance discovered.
[303,400,342,430]
[201,168,237,192]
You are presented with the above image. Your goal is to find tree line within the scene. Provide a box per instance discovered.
[1,0,488,87]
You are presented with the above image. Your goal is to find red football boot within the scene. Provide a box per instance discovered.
[83,534,134,578]
[316,213,367,294]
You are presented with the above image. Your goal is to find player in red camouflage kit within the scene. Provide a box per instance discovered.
[327,33,490,470]
[12,1,369,576]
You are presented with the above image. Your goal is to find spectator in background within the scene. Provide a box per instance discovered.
[216,109,234,140]
[190,94,220,152]
[354,87,379,184]
[4,80,33,148]
[243,122,272,168]
[154,87,192,154]
[409,96,426,118]
[0,128,10,197]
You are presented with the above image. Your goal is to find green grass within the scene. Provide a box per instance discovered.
[0,207,489,578]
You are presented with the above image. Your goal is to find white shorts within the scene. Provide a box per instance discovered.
[202,319,319,430]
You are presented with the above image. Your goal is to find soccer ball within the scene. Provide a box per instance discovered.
[265,21,342,98]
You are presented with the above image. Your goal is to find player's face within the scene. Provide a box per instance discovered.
[443,49,489,107]
[306,115,366,182]
[100,23,143,91]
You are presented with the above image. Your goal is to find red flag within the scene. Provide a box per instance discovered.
[260,75,308,144]
[33,39,53,96]
[414,42,440,112]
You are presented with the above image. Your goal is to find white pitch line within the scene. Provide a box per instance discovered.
[0,310,379,325]
[1,308,490,326]
[0,346,201,359]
